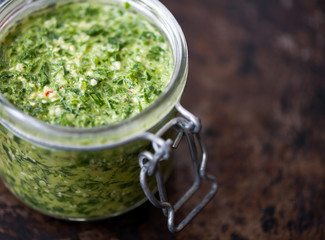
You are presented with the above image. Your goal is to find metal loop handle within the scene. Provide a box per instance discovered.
[138,103,218,233]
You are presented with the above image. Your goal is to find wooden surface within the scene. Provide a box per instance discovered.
[1,0,325,239]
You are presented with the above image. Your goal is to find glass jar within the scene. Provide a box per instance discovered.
[0,0,217,233]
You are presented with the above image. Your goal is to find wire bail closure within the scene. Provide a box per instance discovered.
[138,102,218,233]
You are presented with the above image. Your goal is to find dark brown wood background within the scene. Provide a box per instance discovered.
[0,0,325,239]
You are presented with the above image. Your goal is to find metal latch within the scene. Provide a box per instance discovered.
[138,102,218,233]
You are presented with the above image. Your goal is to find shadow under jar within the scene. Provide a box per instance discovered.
[0,0,217,233]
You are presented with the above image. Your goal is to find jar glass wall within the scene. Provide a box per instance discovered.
[0,0,188,220]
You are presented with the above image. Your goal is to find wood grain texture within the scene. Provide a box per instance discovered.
[0,0,325,239]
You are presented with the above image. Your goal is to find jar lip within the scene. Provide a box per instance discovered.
[0,0,188,148]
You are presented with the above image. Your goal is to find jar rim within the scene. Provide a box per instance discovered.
[0,0,188,149]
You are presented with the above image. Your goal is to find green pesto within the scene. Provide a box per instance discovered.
[0,2,175,219]
[0,123,172,219]
[0,2,173,127]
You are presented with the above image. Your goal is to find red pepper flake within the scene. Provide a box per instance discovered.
[3,137,7,142]
[94,167,98,171]
[45,91,53,97]
[59,86,63,89]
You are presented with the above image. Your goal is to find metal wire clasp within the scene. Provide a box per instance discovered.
[138,102,218,233]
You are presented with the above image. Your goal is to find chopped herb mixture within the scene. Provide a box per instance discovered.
[0,2,174,219]
[0,2,173,127]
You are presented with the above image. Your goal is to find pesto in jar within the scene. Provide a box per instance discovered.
[0,1,175,220]
[0,2,173,127]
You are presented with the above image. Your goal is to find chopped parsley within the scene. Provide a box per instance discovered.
[0,3,173,127]
[0,2,174,220]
